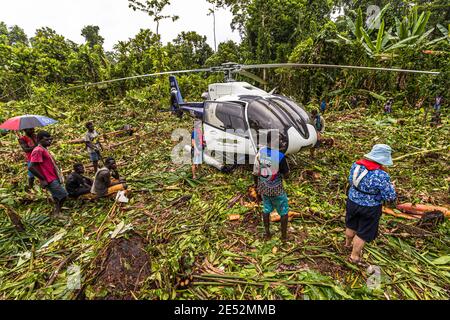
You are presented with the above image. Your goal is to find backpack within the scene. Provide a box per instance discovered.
[351,165,379,196]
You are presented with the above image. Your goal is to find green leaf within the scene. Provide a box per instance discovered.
[332,285,352,299]
[355,8,363,40]
[375,20,385,53]
[385,35,419,51]
[432,256,450,265]
[263,272,276,278]
[336,34,352,44]
[361,27,376,51]
[436,24,449,37]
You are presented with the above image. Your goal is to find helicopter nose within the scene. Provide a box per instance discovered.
[285,124,317,154]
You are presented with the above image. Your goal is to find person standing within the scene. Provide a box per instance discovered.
[384,99,394,114]
[254,132,290,241]
[434,94,443,112]
[191,118,204,180]
[18,128,38,190]
[431,94,443,126]
[320,99,327,113]
[309,109,325,158]
[345,144,397,265]
[29,131,68,217]
[84,122,103,173]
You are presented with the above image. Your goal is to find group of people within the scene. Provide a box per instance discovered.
[249,103,396,265]
[188,100,396,264]
[18,122,126,217]
[15,101,402,265]
[254,135,397,264]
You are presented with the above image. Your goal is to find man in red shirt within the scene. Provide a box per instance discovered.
[29,131,68,217]
[18,128,37,190]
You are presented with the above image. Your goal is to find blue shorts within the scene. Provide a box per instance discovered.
[46,180,68,201]
[26,161,34,178]
[262,192,289,217]
[89,151,100,162]
[346,199,382,242]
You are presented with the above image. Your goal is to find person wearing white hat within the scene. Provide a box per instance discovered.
[345,144,397,265]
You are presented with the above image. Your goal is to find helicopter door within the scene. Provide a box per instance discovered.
[203,101,253,161]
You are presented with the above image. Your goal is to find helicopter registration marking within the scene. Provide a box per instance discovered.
[220,139,239,144]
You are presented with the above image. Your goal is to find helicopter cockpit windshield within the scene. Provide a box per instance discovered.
[268,96,310,139]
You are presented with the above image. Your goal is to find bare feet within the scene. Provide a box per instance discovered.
[348,256,368,267]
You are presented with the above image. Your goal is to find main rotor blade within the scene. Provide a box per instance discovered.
[60,67,213,91]
[236,70,268,85]
[241,63,440,75]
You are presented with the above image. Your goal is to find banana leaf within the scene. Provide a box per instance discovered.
[385,35,419,51]
[361,27,376,51]
[375,20,385,53]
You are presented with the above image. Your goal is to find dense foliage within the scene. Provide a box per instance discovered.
[0,0,448,105]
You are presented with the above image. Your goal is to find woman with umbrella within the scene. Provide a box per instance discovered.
[0,115,58,191]
[18,128,38,190]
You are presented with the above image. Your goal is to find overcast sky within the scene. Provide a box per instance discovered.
[0,0,241,51]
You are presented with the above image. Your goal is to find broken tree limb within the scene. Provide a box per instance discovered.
[46,251,80,286]
[393,146,449,162]
[0,204,25,232]
[96,201,119,241]
[103,131,150,150]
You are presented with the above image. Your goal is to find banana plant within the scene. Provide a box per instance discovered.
[393,7,431,41]
[337,3,391,43]
[337,5,445,59]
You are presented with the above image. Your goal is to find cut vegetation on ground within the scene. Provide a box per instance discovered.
[1,99,448,300]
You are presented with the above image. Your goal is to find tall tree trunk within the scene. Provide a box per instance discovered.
[213,11,217,52]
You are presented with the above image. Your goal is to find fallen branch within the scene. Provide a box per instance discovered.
[382,207,420,220]
[0,204,25,232]
[46,251,80,286]
[393,146,449,162]
[95,201,119,241]
[104,132,149,150]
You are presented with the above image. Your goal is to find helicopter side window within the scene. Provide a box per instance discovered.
[205,102,248,136]
[225,104,247,135]
[204,102,226,129]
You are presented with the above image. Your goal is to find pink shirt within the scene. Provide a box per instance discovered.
[30,145,59,183]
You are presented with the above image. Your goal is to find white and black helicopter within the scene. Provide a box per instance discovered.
[65,62,440,171]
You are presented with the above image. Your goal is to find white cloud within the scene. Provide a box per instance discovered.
[0,0,241,50]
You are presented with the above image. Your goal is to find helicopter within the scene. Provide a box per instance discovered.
[64,62,440,171]
[169,64,316,170]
